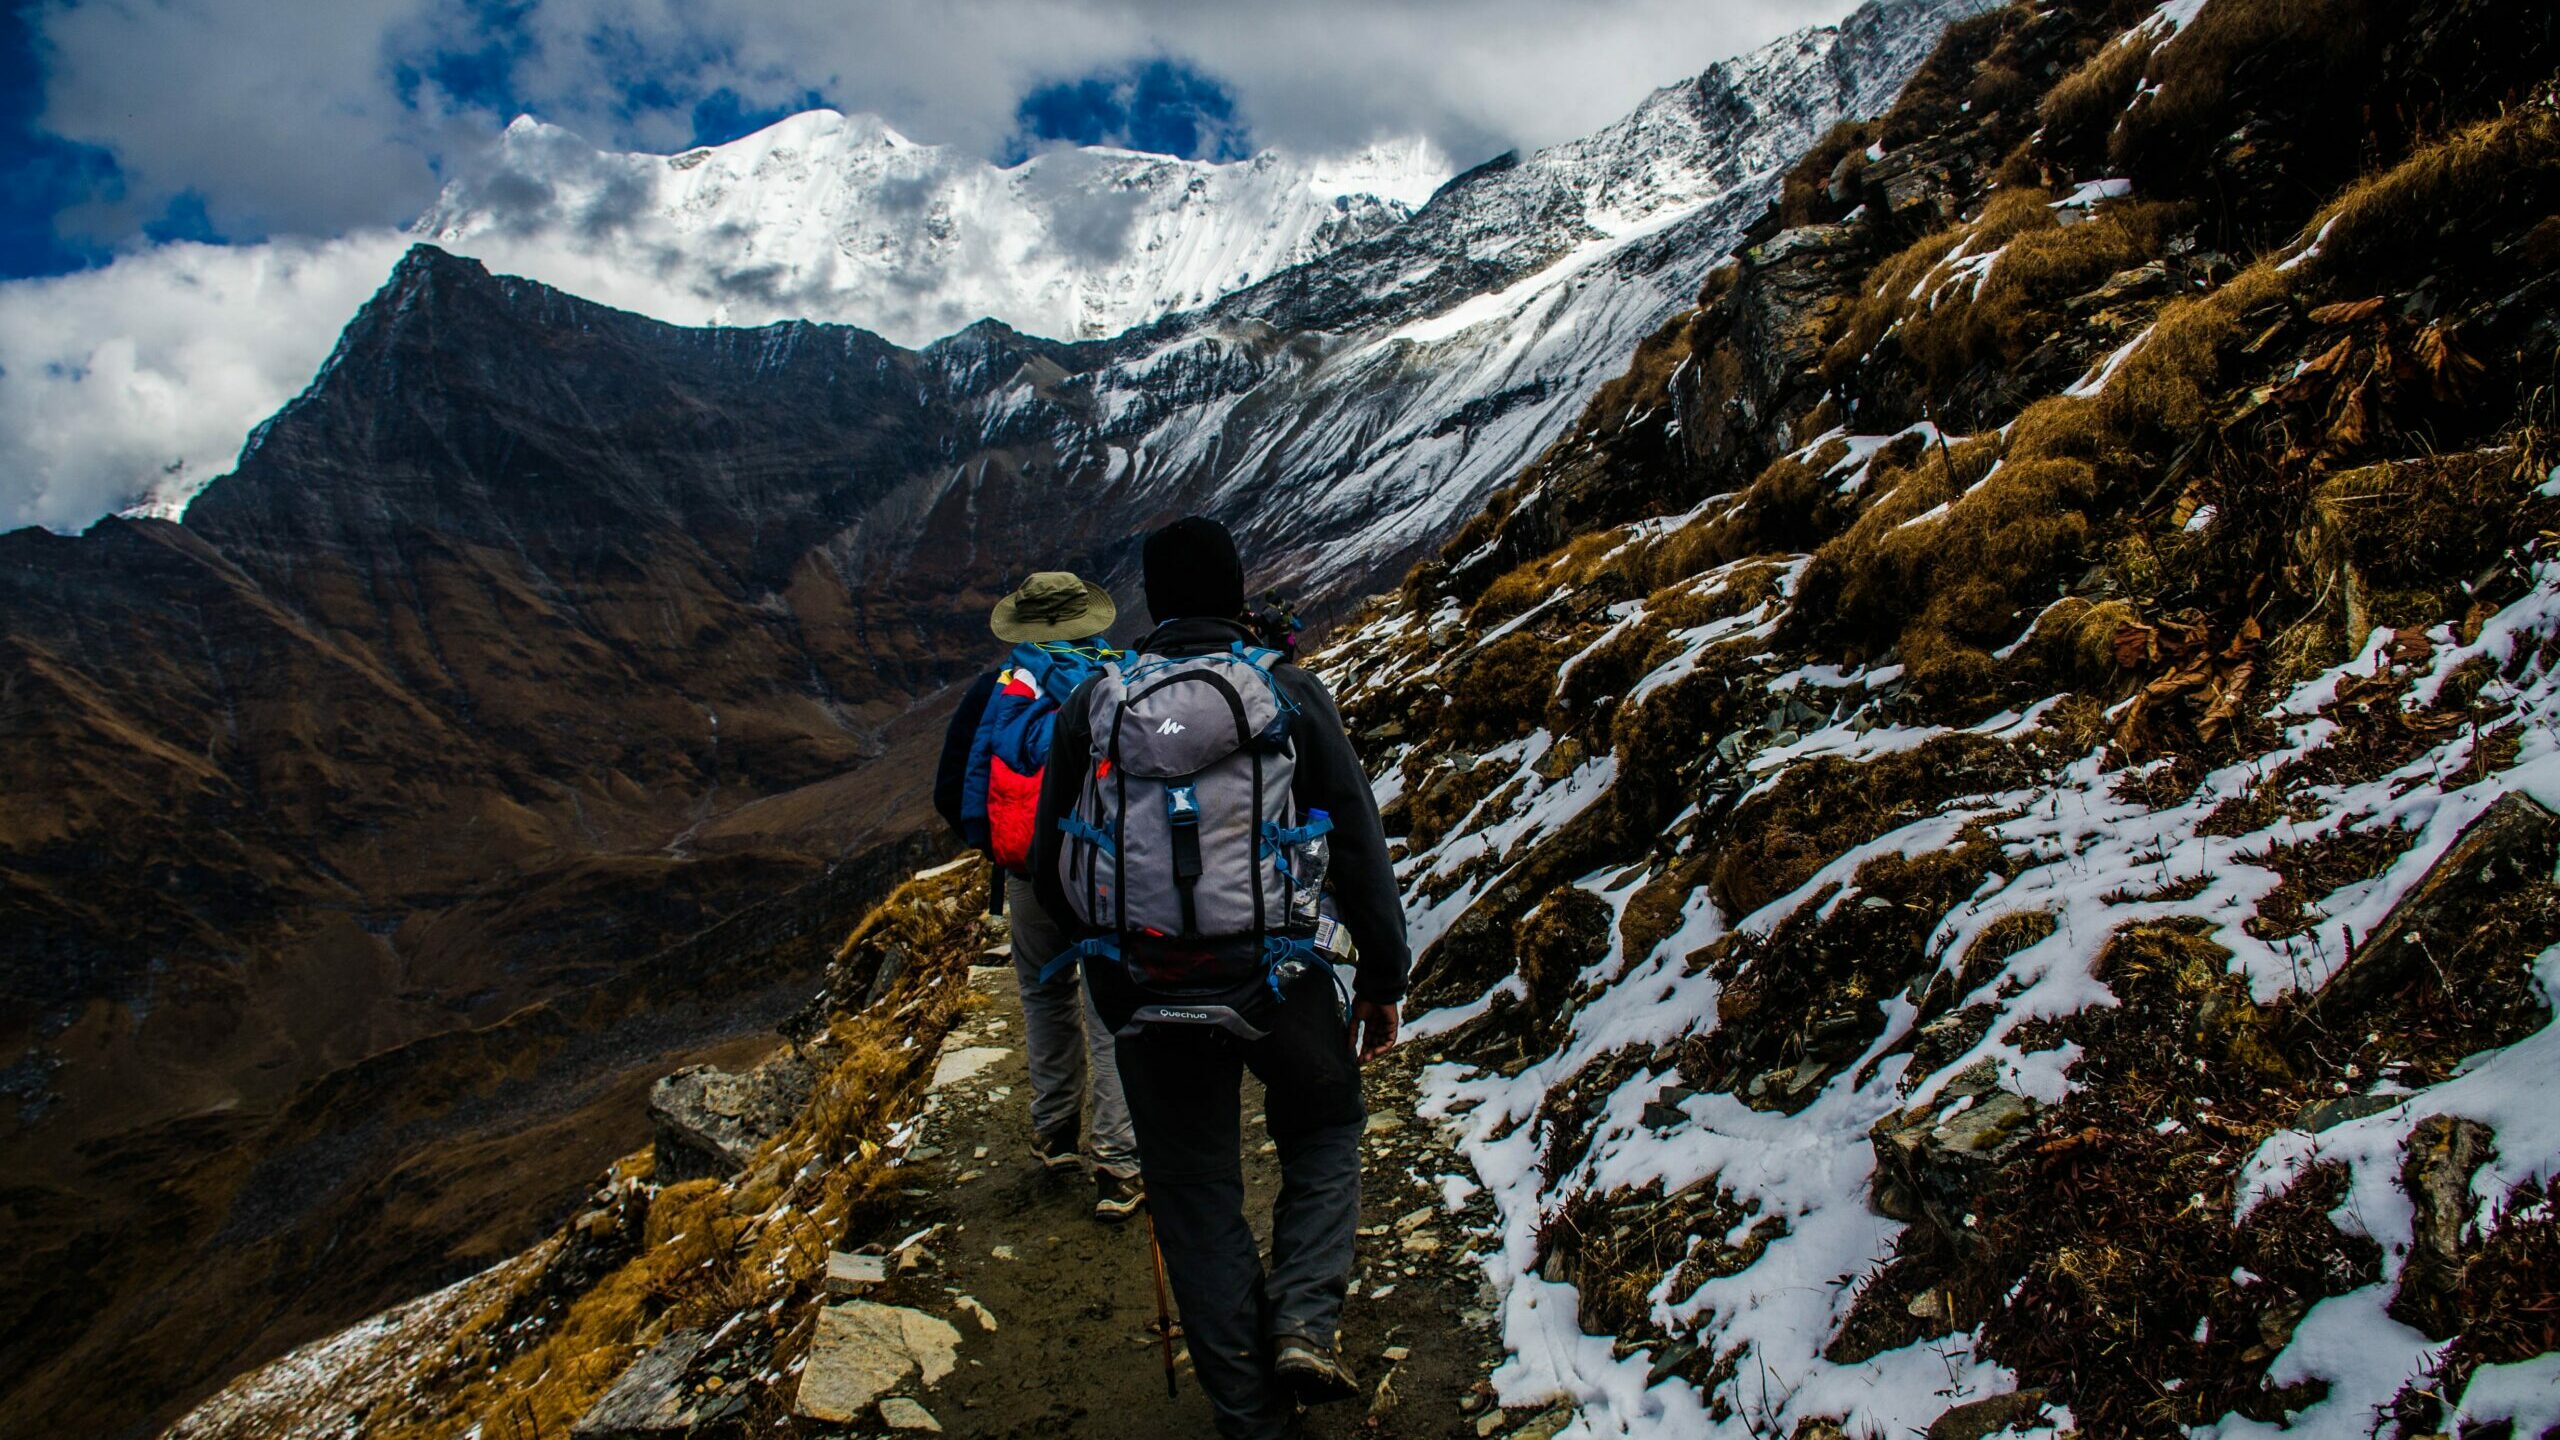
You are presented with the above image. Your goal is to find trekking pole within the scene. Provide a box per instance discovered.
[1147,1211,1178,1399]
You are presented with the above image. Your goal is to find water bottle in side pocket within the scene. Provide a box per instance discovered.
[1287,809,1331,932]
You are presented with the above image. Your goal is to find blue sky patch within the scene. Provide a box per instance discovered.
[1,0,121,278]
[1008,58,1252,165]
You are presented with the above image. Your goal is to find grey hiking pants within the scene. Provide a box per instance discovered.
[1106,973,1366,1440]
[1004,873,1138,1177]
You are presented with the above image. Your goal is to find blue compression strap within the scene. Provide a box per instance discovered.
[1261,935,1321,998]
[1038,935,1122,985]
[1229,641,1298,716]
[1058,814,1118,857]
[1258,814,1334,860]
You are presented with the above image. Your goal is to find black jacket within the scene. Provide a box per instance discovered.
[932,671,1000,842]
[1032,617,1411,1005]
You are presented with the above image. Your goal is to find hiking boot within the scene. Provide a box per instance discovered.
[1092,1169,1145,1224]
[1273,1336,1359,1405]
[1030,1125,1083,1174]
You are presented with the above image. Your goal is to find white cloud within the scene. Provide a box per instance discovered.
[31,0,1856,245]
[0,234,410,532]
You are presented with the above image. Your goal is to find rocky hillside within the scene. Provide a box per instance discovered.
[1312,0,2560,1433]
[159,855,997,1440]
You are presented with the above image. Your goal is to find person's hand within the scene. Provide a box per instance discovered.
[1353,1001,1401,1063]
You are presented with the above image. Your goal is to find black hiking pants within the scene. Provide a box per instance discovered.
[1098,970,1366,1440]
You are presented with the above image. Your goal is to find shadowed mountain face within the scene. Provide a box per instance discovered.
[0,249,1008,1437]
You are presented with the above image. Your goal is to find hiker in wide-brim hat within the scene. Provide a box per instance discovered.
[931,566,1146,1224]
[991,571,1117,644]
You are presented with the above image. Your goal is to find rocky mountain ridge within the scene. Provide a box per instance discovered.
[1313,0,2560,1432]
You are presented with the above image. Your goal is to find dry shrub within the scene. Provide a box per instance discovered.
[2311,108,2560,296]
[1438,631,1572,746]
[1618,851,1713,966]
[1685,826,2015,1101]
[2314,449,2544,630]
[1879,3,2038,147]
[1825,222,1975,383]
[1957,910,2059,995]
[1779,119,1879,225]
[2240,823,2416,943]
[1583,306,1700,423]
[1535,1179,1775,1356]
[1553,617,1669,733]
[1704,737,2016,922]
[1404,758,1509,851]
[1798,435,2103,699]
[1515,886,1615,1030]
[2099,293,2235,440]
[2013,595,2140,691]
[1897,197,2186,389]
[2039,25,2161,166]
[2108,0,2381,209]
[1470,527,1635,627]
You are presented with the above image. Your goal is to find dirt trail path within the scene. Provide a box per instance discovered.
[852,962,1509,1438]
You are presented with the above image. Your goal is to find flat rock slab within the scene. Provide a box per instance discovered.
[825,1250,888,1296]
[879,1396,944,1431]
[794,1302,962,1423]
[930,1046,1011,1090]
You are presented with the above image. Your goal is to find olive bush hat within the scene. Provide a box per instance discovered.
[990,570,1118,643]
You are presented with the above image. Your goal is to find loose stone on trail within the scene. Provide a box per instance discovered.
[877,1396,944,1431]
[792,1302,960,1424]
[825,1251,887,1297]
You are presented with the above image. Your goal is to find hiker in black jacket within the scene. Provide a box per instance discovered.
[1034,516,1408,1440]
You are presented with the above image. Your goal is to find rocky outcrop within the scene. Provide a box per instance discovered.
[2311,792,2559,1023]
[1868,1062,2040,1233]
[650,1051,819,1184]
[569,1331,735,1438]
[2390,1114,2499,1338]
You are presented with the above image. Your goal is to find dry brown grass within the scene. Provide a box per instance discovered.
[1858,193,2186,393]
[1438,631,1575,746]
[2310,109,2560,292]
[1791,218,2296,701]
[1470,527,1635,626]
[379,859,990,1440]
[2039,24,2160,166]
[1779,118,1880,225]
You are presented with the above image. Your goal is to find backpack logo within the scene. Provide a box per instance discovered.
[1155,717,1186,736]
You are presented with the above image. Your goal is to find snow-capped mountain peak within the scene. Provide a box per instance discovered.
[413,110,1452,344]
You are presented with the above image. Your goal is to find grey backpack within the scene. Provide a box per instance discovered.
[1051,643,1332,1005]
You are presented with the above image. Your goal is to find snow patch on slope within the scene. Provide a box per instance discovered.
[1377,549,2560,1438]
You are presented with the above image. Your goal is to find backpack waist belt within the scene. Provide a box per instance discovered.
[1036,935,1120,986]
